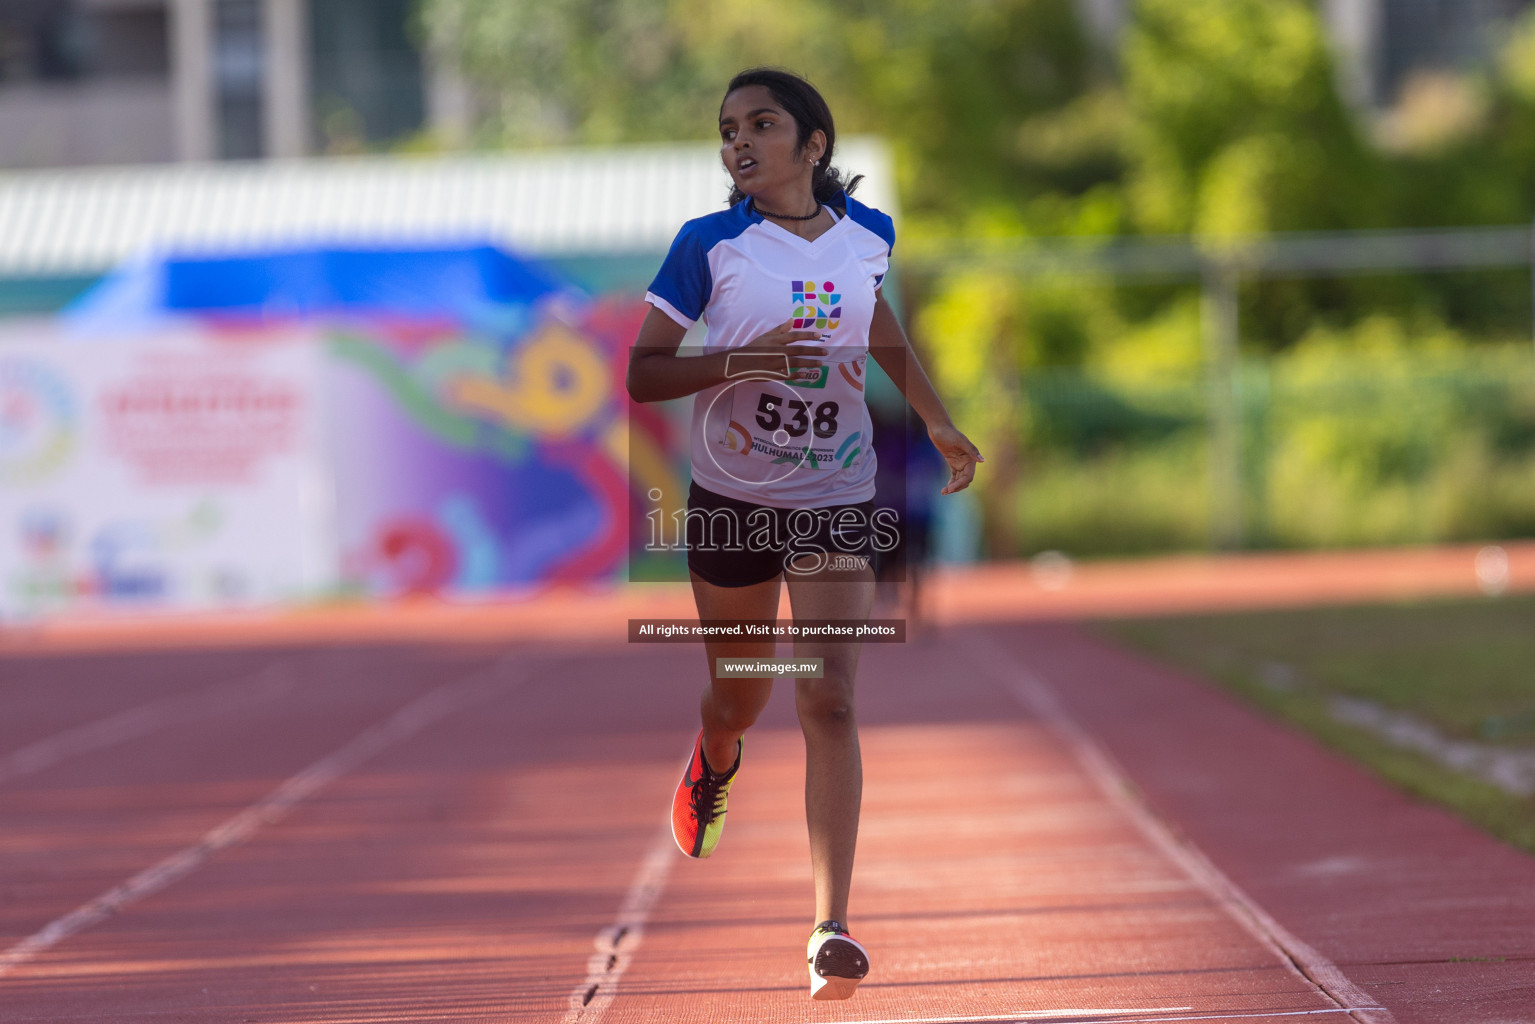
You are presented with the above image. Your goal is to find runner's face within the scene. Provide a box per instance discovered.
[719,85,822,198]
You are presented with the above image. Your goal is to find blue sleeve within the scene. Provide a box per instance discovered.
[844,197,895,257]
[842,196,895,287]
[645,223,713,326]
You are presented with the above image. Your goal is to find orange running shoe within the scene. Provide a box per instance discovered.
[807,920,869,1000]
[671,730,741,858]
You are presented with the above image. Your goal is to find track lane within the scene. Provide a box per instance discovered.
[0,644,695,1021]
[0,661,299,787]
[0,647,498,953]
[983,622,1535,1024]
[0,648,293,755]
[580,637,1358,1024]
[960,631,1392,1024]
[0,650,531,978]
[0,615,1525,1022]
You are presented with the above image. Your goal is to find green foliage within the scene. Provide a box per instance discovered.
[1011,338,1535,556]
[843,0,1100,213]
[420,0,1103,218]
[1122,0,1382,236]
[417,0,712,146]
[1023,369,1197,454]
[419,0,1535,555]
[421,0,1535,270]
[1018,437,1211,555]
[915,269,1020,458]
[1273,319,1471,491]
[1263,336,1535,547]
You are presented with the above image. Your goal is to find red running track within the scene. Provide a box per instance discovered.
[0,599,1531,1021]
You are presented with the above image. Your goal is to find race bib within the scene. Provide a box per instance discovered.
[717,356,866,474]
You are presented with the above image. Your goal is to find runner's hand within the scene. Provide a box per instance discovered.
[741,318,828,375]
[929,422,984,495]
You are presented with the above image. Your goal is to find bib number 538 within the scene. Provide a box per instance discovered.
[754,393,839,439]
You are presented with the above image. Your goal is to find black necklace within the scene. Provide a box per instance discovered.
[753,199,822,221]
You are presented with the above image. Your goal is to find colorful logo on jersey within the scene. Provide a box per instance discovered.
[791,280,840,331]
[788,365,828,389]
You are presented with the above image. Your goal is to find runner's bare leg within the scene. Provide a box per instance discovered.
[690,571,781,773]
[786,558,875,925]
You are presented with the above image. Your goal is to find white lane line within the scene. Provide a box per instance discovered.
[840,1009,1386,1024]
[0,661,298,786]
[561,826,678,1023]
[961,632,1398,1024]
[0,654,529,978]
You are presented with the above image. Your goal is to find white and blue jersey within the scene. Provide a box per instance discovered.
[645,192,895,508]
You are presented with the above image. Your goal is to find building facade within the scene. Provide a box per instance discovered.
[1076,0,1535,109]
[6,1,1535,170]
[1324,0,1535,108]
[0,0,468,167]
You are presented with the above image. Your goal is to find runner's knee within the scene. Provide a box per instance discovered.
[708,701,764,733]
[795,676,855,727]
[704,682,771,733]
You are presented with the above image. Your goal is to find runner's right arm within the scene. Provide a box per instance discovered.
[625,310,828,404]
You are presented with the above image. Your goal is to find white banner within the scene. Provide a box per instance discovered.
[0,324,333,618]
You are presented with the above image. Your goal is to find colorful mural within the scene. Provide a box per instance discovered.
[40,245,685,609]
[324,297,672,595]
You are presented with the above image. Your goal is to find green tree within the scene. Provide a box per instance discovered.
[419,0,1102,221]
[1122,0,1381,238]
[419,0,1535,557]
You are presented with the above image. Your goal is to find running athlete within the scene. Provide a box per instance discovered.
[626,67,982,1001]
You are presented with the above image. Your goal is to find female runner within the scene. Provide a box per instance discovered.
[626,67,982,1001]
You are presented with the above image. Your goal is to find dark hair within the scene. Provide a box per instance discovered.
[721,67,862,207]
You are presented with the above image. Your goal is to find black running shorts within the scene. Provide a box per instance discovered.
[685,482,878,588]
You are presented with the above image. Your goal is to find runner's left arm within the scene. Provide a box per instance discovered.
[867,291,984,495]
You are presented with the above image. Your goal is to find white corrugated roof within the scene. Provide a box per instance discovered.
[0,138,897,275]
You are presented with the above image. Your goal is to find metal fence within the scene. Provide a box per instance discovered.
[902,224,1535,554]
